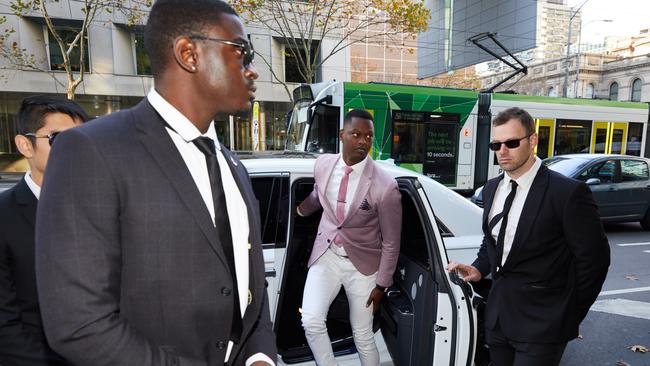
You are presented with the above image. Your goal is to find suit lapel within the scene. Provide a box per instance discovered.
[13,178,37,228]
[133,100,227,265]
[343,158,374,225]
[482,175,502,243]
[319,155,339,220]
[504,165,550,267]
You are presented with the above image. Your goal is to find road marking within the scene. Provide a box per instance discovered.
[591,299,650,320]
[599,286,650,296]
[617,242,650,247]
[645,250,650,254]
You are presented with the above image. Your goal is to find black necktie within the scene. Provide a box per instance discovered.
[489,180,518,271]
[193,136,242,344]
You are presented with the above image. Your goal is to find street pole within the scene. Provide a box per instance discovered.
[574,19,612,98]
[562,0,591,98]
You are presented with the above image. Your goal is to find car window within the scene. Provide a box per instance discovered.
[400,190,430,268]
[621,160,650,182]
[251,176,289,248]
[544,156,590,176]
[577,160,618,183]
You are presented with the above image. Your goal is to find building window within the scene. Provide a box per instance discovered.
[284,40,319,83]
[586,83,594,99]
[133,30,151,75]
[631,78,642,102]
[548,86,557,97]
[46,24,90,72]
[609,82,619,101]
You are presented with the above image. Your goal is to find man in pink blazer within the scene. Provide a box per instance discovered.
[297,109,402,366]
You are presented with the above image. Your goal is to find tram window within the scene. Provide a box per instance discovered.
[555,119,592,155]
[611,129,624,154]
[594,129,607,153]
[393,122,425,163]
[621,160,649,182]
[626,123,643,156]
[537,126,551,159]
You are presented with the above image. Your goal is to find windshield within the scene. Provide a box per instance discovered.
[542,156,592,177]
[285,100,310,151]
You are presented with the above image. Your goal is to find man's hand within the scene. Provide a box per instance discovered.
[447,262,482,282]
[366,287,384,314]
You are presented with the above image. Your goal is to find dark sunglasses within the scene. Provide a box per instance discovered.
[24,132,60,146]
[189,34,255,68]
[488,134,532,151]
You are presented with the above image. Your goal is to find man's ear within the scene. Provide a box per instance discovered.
[15,135,34,159]
[173,36,199,73]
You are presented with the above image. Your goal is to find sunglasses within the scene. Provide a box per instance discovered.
[189,35,255,68]
[24,132,60,146]
[488,134,532,151]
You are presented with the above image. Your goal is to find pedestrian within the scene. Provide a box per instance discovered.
[297,109,402,366]
[0,95,87,365]
[34,1,276,365]
[448,107,610,366]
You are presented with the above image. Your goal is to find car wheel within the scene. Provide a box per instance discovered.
[641,209,650,230]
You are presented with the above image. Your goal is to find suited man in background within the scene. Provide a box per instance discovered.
[0,95,87,365]
[448,107,610,366]
[297,109,402,366]
[35,1,275,365]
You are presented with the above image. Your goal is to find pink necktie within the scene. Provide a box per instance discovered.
[335,166,354,246]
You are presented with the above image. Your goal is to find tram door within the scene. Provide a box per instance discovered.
[535,119,555,159]
[592,122,627,154]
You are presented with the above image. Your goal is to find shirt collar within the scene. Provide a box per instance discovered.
[505,156,542,189]
[147,88,220,150]
[24,172,40,200]
[338,154,368,174]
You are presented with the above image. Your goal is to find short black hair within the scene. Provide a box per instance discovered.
[144,0,238,77]
[343,109,374,127]
[492,107,535,136]
[17,95,89,138]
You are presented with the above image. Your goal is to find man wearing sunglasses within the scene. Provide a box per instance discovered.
[448,107,609,366]
[35,1,275,366]
[0,95,87,365]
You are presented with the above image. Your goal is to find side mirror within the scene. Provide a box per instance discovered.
[586,178,601,186]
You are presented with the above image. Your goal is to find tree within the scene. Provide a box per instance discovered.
[229,0,430,102]
[0,0,149,100]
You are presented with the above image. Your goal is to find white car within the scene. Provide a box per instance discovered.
[241,155,488,366]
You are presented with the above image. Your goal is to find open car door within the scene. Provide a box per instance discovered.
[379,177,477,366]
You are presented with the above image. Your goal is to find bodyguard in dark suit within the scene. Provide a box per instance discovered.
[0,95,87,365]
[448,107,610,366]
[35,1,276,365]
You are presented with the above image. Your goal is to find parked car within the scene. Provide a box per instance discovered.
[470,154,650,229]
[241,155,488,366]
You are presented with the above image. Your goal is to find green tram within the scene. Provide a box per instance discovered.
[285,81,650,194]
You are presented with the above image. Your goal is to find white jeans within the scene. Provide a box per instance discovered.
[301,247,379,366]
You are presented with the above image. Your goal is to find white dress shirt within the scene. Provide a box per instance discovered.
[488,157,542,266]
[24,172,40,199]
[325,155,368,219]
[148,89,272,366]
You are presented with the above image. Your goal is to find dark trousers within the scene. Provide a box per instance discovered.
[486,323,567,366]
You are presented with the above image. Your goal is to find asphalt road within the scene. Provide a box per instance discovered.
[561,222,650,366]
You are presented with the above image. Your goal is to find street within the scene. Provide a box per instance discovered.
[562,222,650,366]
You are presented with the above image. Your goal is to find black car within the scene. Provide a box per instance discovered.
[471,154,650,230]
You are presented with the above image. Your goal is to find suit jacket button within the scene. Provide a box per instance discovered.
[327,239,331,243]
[221,287,231,296]
[337,226,341,230]
[216,340,227,349]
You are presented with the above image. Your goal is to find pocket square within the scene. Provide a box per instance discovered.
[359,198,372,211]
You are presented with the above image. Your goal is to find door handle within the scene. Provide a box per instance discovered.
[434,324,447,332]
[387,290,401,299]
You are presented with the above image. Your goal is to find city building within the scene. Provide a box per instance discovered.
[0,0,349,172]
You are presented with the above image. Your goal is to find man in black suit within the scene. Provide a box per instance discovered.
[35,1,276,365]
[0,95,88,365]
[448,107,610,366]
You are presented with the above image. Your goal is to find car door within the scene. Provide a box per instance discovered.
[249,173,291,320]
[617,159,650,219]
[578,159,620,219]
[379,177,476,366]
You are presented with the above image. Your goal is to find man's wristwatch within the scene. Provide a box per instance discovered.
[376,285,388,293]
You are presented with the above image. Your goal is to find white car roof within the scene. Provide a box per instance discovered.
[241,158,483,239]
